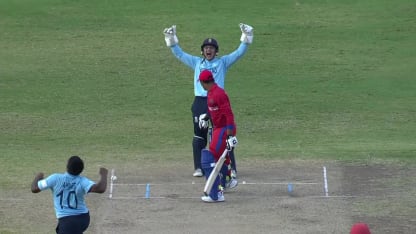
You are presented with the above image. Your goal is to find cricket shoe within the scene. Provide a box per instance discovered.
[193,168,203,177]
[225,178,238,190]
[201,192,225,203]
[231,169,237,179]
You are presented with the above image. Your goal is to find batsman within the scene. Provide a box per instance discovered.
[198,70,238,202]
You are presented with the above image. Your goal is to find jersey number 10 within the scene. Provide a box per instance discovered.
[56,190,78,209]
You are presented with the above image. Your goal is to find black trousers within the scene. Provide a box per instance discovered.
[191,96,209,170]
[56,212,90,234]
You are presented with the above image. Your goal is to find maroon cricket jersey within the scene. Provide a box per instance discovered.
[207,84,235,130]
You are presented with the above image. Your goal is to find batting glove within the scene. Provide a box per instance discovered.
[239,23,254,44]
[226,136,238,151]
[198,113,209,129]
[163,25,179,47]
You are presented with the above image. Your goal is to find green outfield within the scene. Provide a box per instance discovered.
[1,0,416,233]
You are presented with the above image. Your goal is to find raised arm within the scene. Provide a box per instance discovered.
[163,25,199,69]
[222,23,254,68]
[31,172,44,193]
[89,167,108,193]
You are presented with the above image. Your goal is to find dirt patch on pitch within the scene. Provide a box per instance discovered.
[2,159,415,233]
[86,160,416,234]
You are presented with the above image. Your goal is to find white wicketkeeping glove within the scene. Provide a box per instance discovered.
[163,25,179,47]
[226,136,238,151]
[198,113,209,129]
[239,23,254,44]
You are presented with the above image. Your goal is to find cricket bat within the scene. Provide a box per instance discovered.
[203,148,229,196]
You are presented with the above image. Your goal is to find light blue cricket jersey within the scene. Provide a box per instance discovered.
[170,42,248,96]
[38,172,95,218]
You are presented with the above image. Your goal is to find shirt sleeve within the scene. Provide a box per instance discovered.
[218,91,235,130]
[171,44,200,70]
[80,177,96,194]
[37,174,58,190]
[220,42,248,68]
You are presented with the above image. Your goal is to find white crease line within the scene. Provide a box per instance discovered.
[112,182,320,186]
[109,168,115,199]
[107,195,357,200]
[323,166,329,197]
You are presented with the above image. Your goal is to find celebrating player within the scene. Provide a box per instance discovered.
[198,70,238,202]
[163,23,253,178]
[31,156,108,234]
